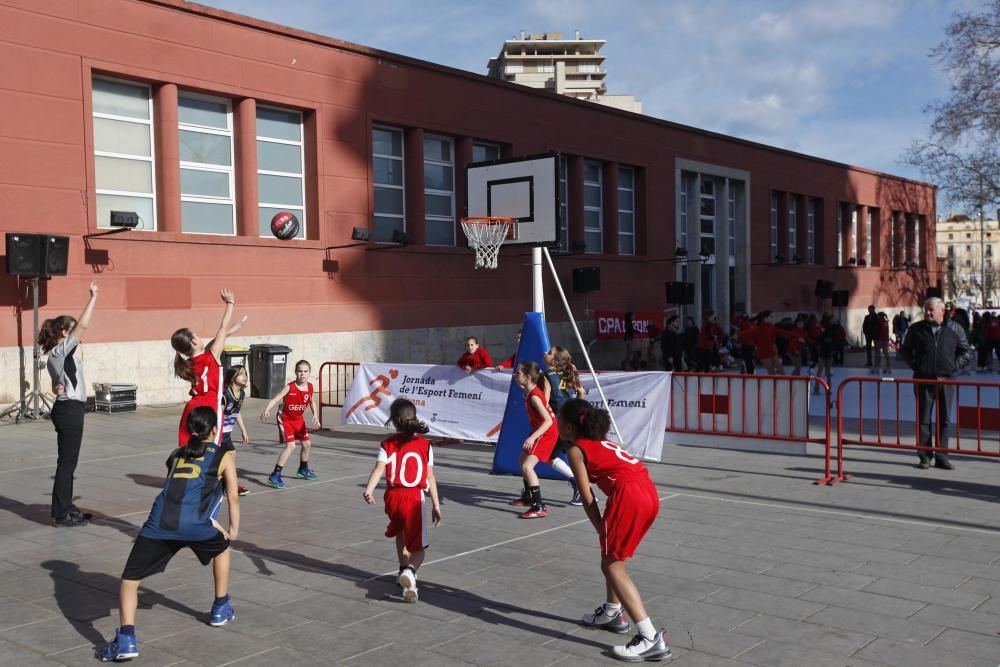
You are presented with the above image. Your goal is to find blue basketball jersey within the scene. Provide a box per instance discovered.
[221,386,244,441]
[140,442,231,541]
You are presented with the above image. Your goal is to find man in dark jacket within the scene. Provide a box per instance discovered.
[899,297,973,469]
[862,305,879,366]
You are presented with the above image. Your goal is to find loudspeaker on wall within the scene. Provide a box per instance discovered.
[572,266,601,292]
[831,289,849,308]
[5,233,70,277]
[814,279,834,299]
[665,281,695,305]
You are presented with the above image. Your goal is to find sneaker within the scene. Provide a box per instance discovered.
[611,630,672,663]
[934,459,955,470]
[209,599,236,626]
[519,504,549,519]
[54,511,91,527]
[917,457,930,469]
[399,567,418,603]
[296,467,318,480]
[582,604,630,633]
[569,480,583,506]
[266,472,286,489]
[510,492,531,506]
[96,628,138,661]
[237,485,249,496]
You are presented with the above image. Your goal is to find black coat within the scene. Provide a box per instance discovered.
[899,319,973,379]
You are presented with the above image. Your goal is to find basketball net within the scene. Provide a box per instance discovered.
[461,217,511,270]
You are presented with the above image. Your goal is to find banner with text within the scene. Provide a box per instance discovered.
[342,364,671,460]
[594,311,664,340]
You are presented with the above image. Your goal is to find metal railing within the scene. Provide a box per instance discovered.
[317,361,359,426]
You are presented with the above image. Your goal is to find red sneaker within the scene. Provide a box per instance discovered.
[237,485,249,496]
[519,504,549,519]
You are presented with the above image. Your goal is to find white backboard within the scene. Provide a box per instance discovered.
[465,153,559,247]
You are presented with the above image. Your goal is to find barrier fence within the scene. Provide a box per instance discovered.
[833,376,1000,484]
[317,361,359,426]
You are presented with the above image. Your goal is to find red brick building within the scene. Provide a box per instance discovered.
[0,0,937,403]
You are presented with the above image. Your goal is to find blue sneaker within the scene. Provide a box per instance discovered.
[296,467,318,480]
[96,628,138,661]
[569,480,583,506]
[266,472,286,489]
[209,599,236,627]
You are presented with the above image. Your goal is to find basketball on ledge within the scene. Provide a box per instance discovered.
[270,211,300,240]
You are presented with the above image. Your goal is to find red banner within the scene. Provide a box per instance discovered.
[594,311,664,340]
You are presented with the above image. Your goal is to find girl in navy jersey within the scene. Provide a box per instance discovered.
[261,360,321,489]
[510,361,559,519]
[171,289,247,446]
[96,406,240,662]
[221,365,250,496]
[557,399,671,663]
[363,398,442,603]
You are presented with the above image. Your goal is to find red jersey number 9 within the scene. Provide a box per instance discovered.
[385,451,424,488]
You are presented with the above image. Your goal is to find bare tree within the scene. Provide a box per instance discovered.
[903,1,1000,212]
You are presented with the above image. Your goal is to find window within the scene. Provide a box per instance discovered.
[866,208,873,266]
[257,106,305,238]
[178,92,235,235]
[92,77,156,230]
[915,215,922,266]
[788,196,797,259]
[966,245,972,252]
[967,232,972,239]
[372,126,404,243]
[947,245,954,257]
[770,192,778,260]
[558,156,568,251]
[424,134,455,246]
[807,197,816,264]
[988,246,993,257]
[679,173,688,252]
[617,166,634,255]
[967,259,972,267]
[472,142,500,163]
[700,178,715,257]
[837,203,842,265]
[583,160,602,253]
[948,233,953,239]
[727,181,736,262]
[851,207,858,260]
[537,63,555,73]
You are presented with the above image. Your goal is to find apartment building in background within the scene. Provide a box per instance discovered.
[937,213,1000,307]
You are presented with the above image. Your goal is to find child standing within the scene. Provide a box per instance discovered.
[556,399,670,663]
[542,346,588,506]
[96,406,240,662]
[362,399,442,603]
[171,289,246,446]
[261,360,321,489]
[511,361,559,519]
[221,365,250,496]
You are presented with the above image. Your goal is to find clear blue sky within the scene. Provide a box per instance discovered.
[201,0,983,183]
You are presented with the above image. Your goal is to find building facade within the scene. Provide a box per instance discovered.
[937,214,1000,307]
[0,0,936,404]
[486,30,642,113]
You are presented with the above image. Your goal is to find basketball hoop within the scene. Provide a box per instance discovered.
[461,216,513,270]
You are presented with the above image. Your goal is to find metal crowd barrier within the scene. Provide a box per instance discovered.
[317,361,359,426]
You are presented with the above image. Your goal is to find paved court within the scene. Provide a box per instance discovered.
[1,399,999,666]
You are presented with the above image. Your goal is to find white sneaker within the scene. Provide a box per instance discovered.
[399,568,418,603]
[582,604,630,633]
[611,630,672,662]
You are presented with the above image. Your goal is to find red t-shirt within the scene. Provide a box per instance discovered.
[378,434,433,491]
[498,353,516,369]
[754,322,779,358]
[457,347,492,369]
[281,381,314,421]
[737,323,756,345]
[697,321,723,350]
[776,327,807,355]
[190,351,222,400]
[572,437,648,496]
[526,385,555,433]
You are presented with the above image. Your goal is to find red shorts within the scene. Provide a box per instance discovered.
[277,414,310,444]
[178,395,222,447]
[600,474,659,561]
[383,487,427,553]
[528,428,559,462]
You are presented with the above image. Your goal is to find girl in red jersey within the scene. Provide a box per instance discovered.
[556,398,670,663]
[752,311,784,375]
[363,398,442,603]
[261,360,321,489]
[511,360,559,519]
[171,289,247,446]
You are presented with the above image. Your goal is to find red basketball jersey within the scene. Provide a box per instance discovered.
[574,437,648,496]
[525,386,556,432]
[378,434,433,491]
[190,351,222,400]
[280,381,313,420]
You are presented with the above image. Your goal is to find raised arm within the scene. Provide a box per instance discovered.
[208,289,236,362]
[69,282,99,341]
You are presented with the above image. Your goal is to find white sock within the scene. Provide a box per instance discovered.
[550,458,573,480]
[636,617,656,640]
[604,601,622,614]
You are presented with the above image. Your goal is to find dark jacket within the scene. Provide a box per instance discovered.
[899,319,973,379]
[862,312,880,338]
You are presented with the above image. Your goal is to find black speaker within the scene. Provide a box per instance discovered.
[832,290,849,308]
[665,281,695,305]
[814,279,834,299]
[926,287,942,300]
[45,235,69,276]
[572,266,601,292]
[6,233,45,276]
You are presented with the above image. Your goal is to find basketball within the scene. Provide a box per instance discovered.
[270,211,300,240]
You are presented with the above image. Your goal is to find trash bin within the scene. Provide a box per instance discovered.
[250,344,292,398]
[221,346,249,373]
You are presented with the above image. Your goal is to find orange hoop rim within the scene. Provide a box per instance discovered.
[460,216,514,225]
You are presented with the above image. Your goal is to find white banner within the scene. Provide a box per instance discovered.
[341,364,671,460]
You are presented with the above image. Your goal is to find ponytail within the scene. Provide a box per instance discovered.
[559,398,612,441]
[550,347,580,390]
[183,405,217,460]
[37,316,76,353]
[171,328,196,384]
[518,360,548,393]
[387,398,429,438]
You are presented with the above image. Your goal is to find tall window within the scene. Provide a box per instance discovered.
[617,166,635,255]
[424,134,455,246]
[472,142,500,163]
[866,208,873,265]
[178,92,235,235]
[851,207,858,260]
[915,215,923,266]
[679,173,688,252]
[257,106,305,238]
[92,77,155,230]
[727,180,736,263]
[583,160,602,253]
[788,196,797,259]
[559,157,568,251]
[837,204,843,265]
[770,192,778,260]
[807,197,816,264]
[372,126,404,243]
[699,178,715,257]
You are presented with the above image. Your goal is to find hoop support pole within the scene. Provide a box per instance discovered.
[532,247,544,315]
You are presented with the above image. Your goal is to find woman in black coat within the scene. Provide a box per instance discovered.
[660,316,684,371]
